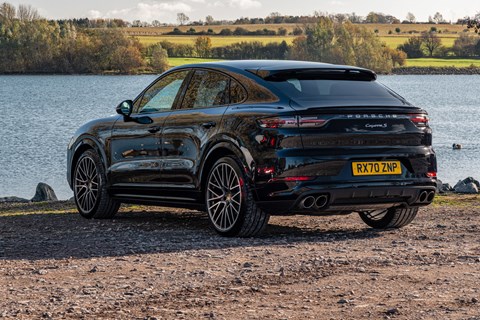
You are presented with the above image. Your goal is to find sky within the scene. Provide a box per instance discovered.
[4,0,478,23]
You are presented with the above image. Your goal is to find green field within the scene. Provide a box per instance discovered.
[137,35,295,47]
[381,36,457,48]
[168,57,222,66]
[167,57,480,68]
[406,58,480,67]
[137,34,458,49]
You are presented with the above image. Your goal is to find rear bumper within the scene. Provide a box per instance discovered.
[255,179,437,215]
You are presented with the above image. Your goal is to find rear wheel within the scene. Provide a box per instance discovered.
[73,149,120,219]
[206,156,269,237]
[359,207,418,229]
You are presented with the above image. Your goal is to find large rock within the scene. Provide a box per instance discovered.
[454,179,479,194]
[0,196,30,203]
[31,183,58,202]
[462,177,480,188]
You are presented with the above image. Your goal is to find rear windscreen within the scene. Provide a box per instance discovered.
[268,78,404,104]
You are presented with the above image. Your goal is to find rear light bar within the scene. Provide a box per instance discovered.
[258,116,328,129]
[409,114,429,127]
[258,117,297,129]
[270,176,315,182]
[426,172,437,178]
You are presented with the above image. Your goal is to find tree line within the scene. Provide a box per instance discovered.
[398,33,480,58]
[2,1,479,75]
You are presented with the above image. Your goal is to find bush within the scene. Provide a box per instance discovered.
[149,44,169,73]
[452,34,479,57]
[395,27,401,33]
[219,28,233,36]
[292,27,303,35]
[398,36,424,58]
[278,27,287,36]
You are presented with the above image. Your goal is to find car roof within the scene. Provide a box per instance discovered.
[173,60,376,80]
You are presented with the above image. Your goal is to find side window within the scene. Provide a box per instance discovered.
[137,70,189,114]
[182,70,229,109]
[230,79,247,104]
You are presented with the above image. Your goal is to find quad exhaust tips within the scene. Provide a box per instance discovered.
[299,194,329,210]
[418,190,435,204]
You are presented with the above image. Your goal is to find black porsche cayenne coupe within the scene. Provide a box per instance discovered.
[67,60,437,237]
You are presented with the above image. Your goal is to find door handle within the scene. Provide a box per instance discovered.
[201,121,216,129]
[148,126,161,133]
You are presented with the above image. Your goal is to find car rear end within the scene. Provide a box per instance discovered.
[251,67,437,215]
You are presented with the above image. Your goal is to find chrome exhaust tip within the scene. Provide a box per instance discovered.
[426,191,435,202]
[315,195,328,209]
[301,196,316,209]
[418,191,428,203]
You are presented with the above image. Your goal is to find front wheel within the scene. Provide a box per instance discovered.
[205,156,269,237]
[359,207,419,229]
[73,149,120,219]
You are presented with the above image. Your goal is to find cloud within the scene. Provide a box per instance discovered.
[88,10,101,19]
[209,0,261,10]
[330,0,345,6]
[89,2,192,21]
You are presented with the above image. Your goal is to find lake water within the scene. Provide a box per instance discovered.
[0,74,478,200]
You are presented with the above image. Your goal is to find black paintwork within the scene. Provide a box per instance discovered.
[67,60,437,214]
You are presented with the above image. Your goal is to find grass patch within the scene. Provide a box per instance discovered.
[137,35,295,47]
[168,57,223,67]
[381,36,457,49]
[432,194,480,207]
[406,58,480,67]
[165,57,480,68]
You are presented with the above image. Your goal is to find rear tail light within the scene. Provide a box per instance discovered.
[270,176,315,182]
[258,116,328,129]
[258,117,297,128]
[409,114,429,127]
[298,117,327,128]
[426,171,437,178]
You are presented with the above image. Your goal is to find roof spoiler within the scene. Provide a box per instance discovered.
[248,68,377,81]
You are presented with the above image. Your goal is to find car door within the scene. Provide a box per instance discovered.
[108,70,190,192]
[160,69,232,192]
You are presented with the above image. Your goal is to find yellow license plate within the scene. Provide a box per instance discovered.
[352,161,402,176]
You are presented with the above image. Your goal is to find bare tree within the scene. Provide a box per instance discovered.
[177,12,189,26]
[421,32,442,56]
[465,14,480,33]
[205,15,214,25]
[0,2,16,22]
[406,12,416,23]
[17,4,41,21]
[433,12,445,24]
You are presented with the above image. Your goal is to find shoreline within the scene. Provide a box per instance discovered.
[1,66,480,76]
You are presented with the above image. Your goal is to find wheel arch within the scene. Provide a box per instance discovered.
[199,140,256,198]
[69,136,108,187]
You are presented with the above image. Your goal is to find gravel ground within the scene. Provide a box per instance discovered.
[1,196,479,319]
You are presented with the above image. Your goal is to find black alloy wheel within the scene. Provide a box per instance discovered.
[74,149,120,219]
[206,157,269,237]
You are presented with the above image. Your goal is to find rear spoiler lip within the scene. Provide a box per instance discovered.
[247,67,377,81]
[288,100,422,113]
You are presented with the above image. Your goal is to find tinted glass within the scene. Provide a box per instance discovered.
[182,70,229,109]
[270,78,401,100]
[138,70,189,113]
[230,79,247,104]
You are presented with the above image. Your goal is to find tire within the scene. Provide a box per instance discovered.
[73,149,120,219]
[205,156,270,237]
[359,207,418,229]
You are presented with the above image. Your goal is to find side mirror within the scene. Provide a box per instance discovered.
[116,100,133,117]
